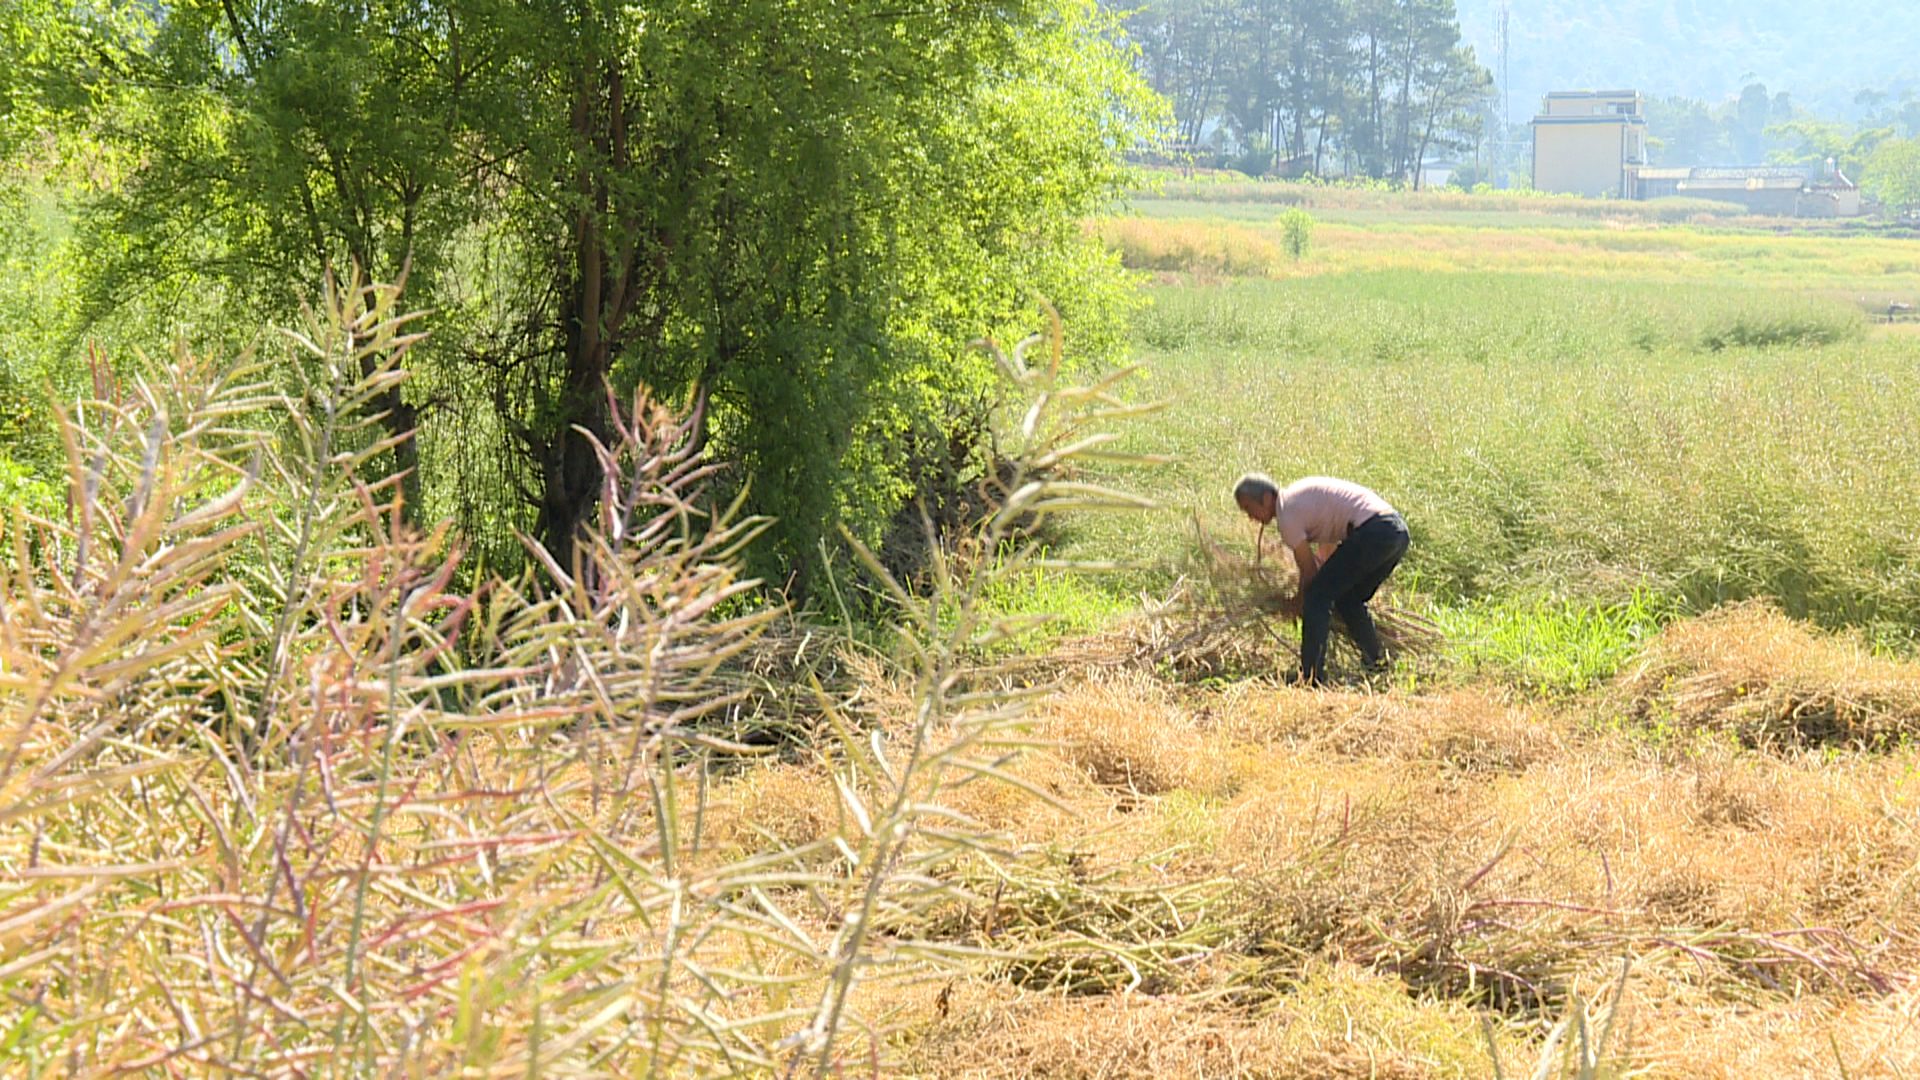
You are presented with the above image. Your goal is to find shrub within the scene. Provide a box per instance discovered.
[1280,207,1314,260]
[1697,307,1862,351]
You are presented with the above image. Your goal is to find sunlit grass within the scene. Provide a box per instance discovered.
[978,562,1136,641]
[1099,210,1920,294]
[1426,589,1673,695]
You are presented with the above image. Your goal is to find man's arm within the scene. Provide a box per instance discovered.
[1291,539,1320,598]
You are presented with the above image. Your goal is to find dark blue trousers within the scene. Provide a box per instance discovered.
[1299,512,1409,684]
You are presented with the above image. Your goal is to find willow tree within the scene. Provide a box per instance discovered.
[52,0,1158,582]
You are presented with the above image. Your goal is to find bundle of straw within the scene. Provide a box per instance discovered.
[1141,516,1440,678]
[1615,601,1920,747]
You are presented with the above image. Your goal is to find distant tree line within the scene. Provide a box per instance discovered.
[1643,85,1810,168]
[1119,0,1493,185]
[1643,84,1920,174]
[1637,82,1920,216]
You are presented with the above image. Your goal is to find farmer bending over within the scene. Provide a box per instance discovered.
[1233,473,1410,686]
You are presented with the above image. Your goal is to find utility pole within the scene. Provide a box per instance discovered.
[1497,5,1510,188]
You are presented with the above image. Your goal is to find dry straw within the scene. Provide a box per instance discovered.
[1616,600,1920,746]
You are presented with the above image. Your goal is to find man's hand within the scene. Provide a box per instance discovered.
[1290,539,1319,597]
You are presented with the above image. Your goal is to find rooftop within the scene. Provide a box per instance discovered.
[1532,115,1647,124]
[1686,165,1815,180]
[1680,176,1808,191]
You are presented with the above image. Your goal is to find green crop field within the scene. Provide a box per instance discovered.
[1042,191,1920,677]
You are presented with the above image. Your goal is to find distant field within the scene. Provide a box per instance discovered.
[1103,206,1920,295]
[1064,191,1920,656]
[1138,175,1895,227]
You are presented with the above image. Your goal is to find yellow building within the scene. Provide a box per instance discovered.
[1531,91,1648,197]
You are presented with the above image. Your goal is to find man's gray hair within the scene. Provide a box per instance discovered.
[1232,472,1279,504]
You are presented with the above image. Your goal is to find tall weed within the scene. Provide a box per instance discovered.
[0,281,1162,1075]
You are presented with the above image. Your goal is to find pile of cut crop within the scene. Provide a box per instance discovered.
[1615,601,1920,747]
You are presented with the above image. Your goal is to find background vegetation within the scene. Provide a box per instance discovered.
[1117,0,1920,196]
[1121,0,1494,182]
[1452,0,1920,122]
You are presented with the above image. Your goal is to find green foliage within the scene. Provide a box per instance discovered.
[1864,136,1920,217]
[1641,95,1731,167]
[1126,0,1494,181]
[798,0,1162,582]
[1429,590,1670,694]
[0,179,77,481]
[1696,308,1861,352]
[1764,118,1890,178]
[0,455,57,518]
[1280,206,1315,259]
[39,0,1163,597]
[1639,86,1843,169]
[1855,88,1920,139]
[0,0,117,161]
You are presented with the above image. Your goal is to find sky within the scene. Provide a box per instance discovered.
[1453,0,1914,126]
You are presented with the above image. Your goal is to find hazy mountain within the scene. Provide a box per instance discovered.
[1457,0,1917,124]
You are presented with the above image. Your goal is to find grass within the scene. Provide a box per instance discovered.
[1428,590,1672,696]
[974,555,1139,643]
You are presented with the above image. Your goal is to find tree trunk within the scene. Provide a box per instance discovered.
[537,63,628,575]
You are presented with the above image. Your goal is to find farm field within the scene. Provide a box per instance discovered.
[915,189,1920,1076]
[6,185,1920,1079]
[1073,189,1920,649]
[1106,198,1920,293]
